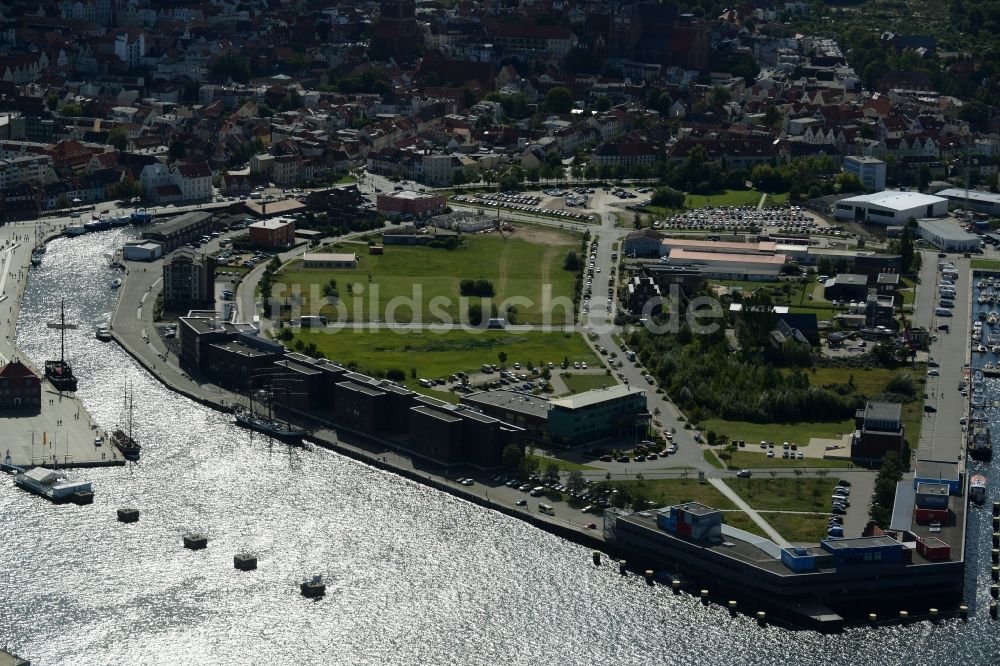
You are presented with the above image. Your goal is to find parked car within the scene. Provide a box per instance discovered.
[736,469,752,478]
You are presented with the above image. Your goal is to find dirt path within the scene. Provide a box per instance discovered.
[496,240,511,297]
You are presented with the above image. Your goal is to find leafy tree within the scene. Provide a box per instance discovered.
[386,368,405,382]
[710,85,732,108]
[543,86,573,114]
[468,302,484,326]
[763,105,781,129]
[647,88,673,115]
[211,53,251,83]
[107,127,129,151]
[870,451,903,527]
[498,351,508,369]
[168,140,186,161]
[594,95,612,112]
[60,102,83,117]
[502,444,524,471]
[459,279,495,297]
[650,186,685,208]
[543,462,561,484]
[115,174,143,201]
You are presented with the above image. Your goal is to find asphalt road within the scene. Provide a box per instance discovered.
[914,250,969,464]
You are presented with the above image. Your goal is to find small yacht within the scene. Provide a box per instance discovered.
[110,278,122,289]
[977,344,988,353]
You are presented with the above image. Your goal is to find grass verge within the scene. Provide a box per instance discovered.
[724,450,851,469]
[724,477,840,512]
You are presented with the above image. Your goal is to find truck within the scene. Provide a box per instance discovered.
[625,350,636,362]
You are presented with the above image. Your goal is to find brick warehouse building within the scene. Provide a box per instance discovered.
[0,359,41,411]
[248,217,295,248]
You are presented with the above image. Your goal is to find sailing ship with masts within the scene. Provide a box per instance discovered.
[45,300,78,392]
[233,369,308,443]
[111,381,142,461]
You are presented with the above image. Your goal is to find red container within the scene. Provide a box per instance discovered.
[915,508,949,525]
[917,537,951,561]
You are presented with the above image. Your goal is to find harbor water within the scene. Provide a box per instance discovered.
[2,231,1000,665]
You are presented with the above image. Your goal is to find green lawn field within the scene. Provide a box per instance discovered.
[290,328,598,391]
[612,478,737,510]
[759,512,831,543]
[725,477,840,512]
[560,372,617,394]
[274,227,579,325]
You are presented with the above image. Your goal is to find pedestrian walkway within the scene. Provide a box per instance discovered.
[756,193,767,211]
[708,477,791,548]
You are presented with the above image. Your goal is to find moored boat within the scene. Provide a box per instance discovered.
[44,301,78,392]
[234,405,307,443]
[95,324,112,342]
[112,382,141,462]
[970,475,987,504]
[969,423,994,462]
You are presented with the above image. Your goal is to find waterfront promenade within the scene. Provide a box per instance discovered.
[0,219,123,469]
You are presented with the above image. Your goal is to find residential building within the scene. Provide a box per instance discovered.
[163,250,215,310]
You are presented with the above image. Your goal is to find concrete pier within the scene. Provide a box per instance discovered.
[0,220,120,469]
[3,389,123,468]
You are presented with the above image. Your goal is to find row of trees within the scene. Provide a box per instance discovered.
[869,451,904,527]
[459,279,496,297]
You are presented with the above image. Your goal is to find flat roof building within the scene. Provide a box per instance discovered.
[460,390,550,439]
[376,189,446,218]
[141,211,215,252]
[248,217,295,248]
[842,156,886,191]
[934,188,1000,216]
[916,218,980,252]
[301,252,358,268]
[833,191,947,225]
[659,238,776,257]
[548,384,648,446]
[667,248,786,280]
